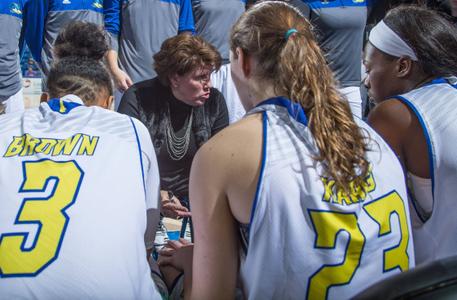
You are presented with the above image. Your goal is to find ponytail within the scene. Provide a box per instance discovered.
[231,1,370,192]
[48,21,113,105]
[54,21,109,61]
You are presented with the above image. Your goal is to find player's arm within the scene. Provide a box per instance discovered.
[367,98,411,168]
[105,50,132,92]
[104,0,132,91]
[188,139,239,300]
[188,114,263,300]
[23,0,48,70]
[178,0,195,35]
[19,1,28,59]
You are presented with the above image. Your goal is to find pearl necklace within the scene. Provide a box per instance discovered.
[165,104,194,161]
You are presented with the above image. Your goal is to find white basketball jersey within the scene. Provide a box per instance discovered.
[0,95,161,299]
[240,97,414,300]
[394,77,457,265]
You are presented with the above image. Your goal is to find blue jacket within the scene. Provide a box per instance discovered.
[103,0,195,83]
[0,0,27,101]
[23,0,107,76]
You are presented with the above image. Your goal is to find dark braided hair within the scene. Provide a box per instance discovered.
[47,57,113,105]
[48,21,112,104]
[54,21,109,61]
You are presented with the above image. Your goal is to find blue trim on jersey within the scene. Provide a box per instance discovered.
[305,0,367,9]
[393,95,435,204]
[427,78,448,85]
[423,77,457,89]
[178,0,195,33]
[0,1,25,19]
[130,118,147,197]
[248,111,268,235]
[0,159,84,278]
[407,187,427,224]
[47,98,83,114]
[256,96,308,127]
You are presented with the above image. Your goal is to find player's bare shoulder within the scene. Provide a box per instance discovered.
[199,113,262,162]
[192,113,263,185]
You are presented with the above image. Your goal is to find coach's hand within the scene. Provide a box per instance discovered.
[161,191,192,219]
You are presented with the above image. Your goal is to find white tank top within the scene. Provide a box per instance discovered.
[0,95,161,299]
[394,77,457,265]
[240,97,414,300]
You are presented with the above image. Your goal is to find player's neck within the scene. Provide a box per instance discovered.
[247,80,278,108]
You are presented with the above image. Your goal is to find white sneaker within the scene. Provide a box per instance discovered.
[183,219,192,242]
[154,219,169,251]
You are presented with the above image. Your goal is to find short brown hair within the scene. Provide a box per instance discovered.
[153,34,222,86]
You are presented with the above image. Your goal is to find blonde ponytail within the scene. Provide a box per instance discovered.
[231,1,370,193]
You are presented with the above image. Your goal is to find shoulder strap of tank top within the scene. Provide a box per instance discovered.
[247,96,308,127]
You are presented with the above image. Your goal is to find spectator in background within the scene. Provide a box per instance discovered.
[23,0,110,89]
[27,58,35,69]
[104,0,195,110]
[286,0,369,118]
[192,0,247,123]
[0,0,26,114]
[24,66,37,78]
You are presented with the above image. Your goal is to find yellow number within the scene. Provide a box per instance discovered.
[364,191,410,272]
[0,159,83,277]
[307,211,365,300]
[307,191,410,300]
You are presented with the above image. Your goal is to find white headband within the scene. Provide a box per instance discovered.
[369,20,418,61]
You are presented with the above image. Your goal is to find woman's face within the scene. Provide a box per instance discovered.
[170,66,213,106]
[363,43,402,103]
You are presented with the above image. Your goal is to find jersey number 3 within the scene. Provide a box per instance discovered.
[0,159,83,277]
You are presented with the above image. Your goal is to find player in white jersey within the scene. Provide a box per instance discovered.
[183,2,414,299]
[0,43,162,298]
[365,6,457,265]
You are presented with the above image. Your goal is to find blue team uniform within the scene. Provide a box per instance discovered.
[23,0,107,79]
[104,0,195,84]
[0,0,27,103]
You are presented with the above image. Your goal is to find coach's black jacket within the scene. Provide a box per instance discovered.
[117,77,229,199]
